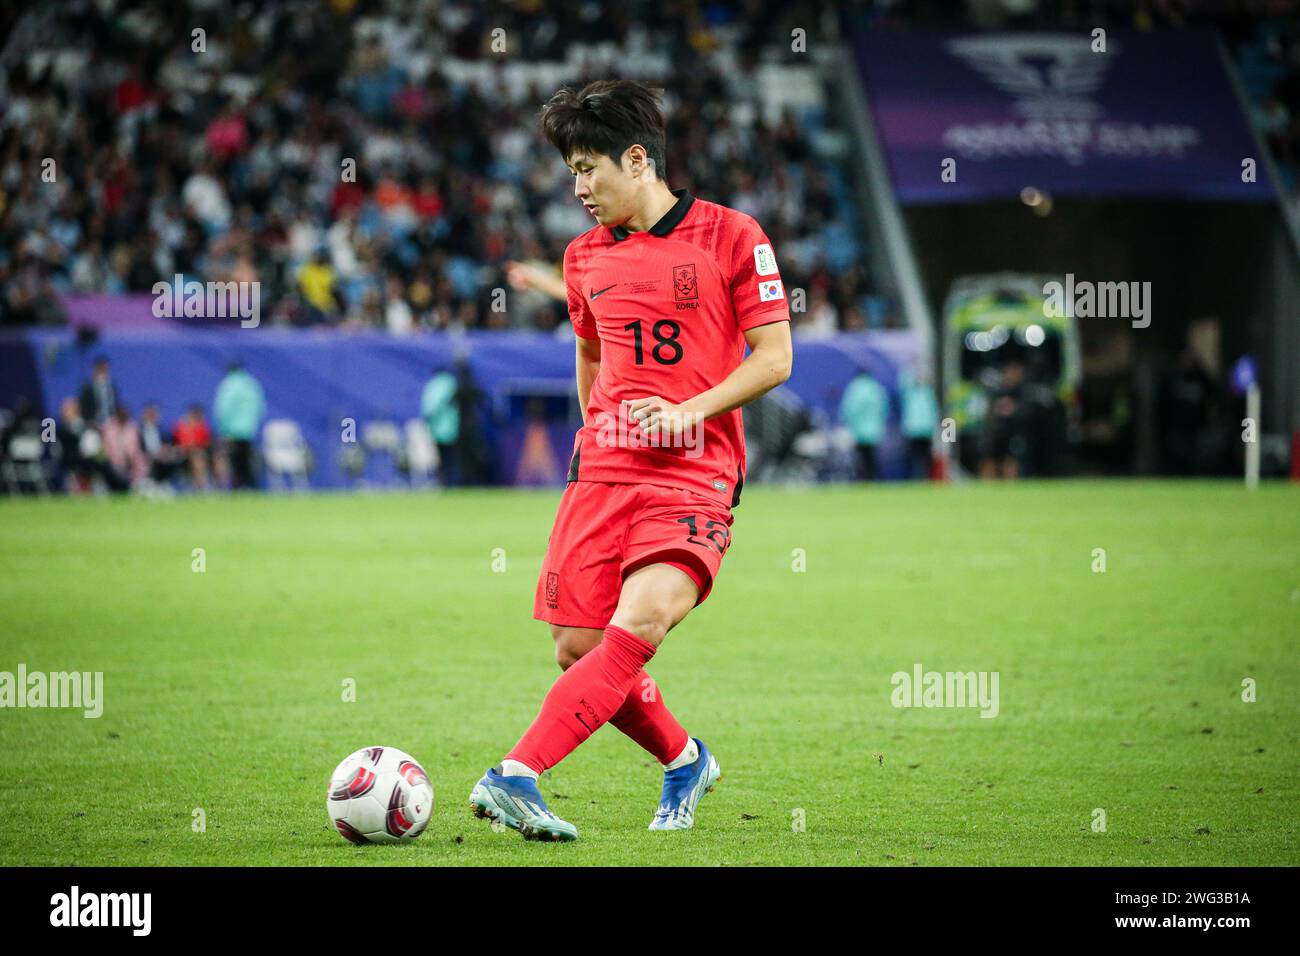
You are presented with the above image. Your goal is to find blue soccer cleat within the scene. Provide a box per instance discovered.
[469,767,578,842]
[649,738,721,831]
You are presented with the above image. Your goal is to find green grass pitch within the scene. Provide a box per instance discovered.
[0,480,1296,866]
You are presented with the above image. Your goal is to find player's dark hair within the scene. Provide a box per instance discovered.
[540,80,667,180]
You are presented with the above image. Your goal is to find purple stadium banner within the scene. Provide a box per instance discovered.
[853,29,1272,204]
[62,294,186,332]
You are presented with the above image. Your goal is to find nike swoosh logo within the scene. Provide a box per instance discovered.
[590,284,616,300]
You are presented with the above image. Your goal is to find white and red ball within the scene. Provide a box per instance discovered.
[326,746,433,844]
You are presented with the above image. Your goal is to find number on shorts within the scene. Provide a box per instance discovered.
[676,515,730,555]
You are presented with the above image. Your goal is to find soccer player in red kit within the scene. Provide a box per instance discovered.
[470,80,793,841]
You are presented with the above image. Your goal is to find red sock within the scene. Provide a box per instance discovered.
[506,624,657,773]
[610,670,689,765]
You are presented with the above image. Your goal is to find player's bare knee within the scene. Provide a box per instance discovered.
[555,641,583,670]
[552,625,599,670]
[610,606,676,647]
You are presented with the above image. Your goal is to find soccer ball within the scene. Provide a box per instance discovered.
[327,745,434,844]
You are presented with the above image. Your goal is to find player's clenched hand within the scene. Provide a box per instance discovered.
[622,396,702,440]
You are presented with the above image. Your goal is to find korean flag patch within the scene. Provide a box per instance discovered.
[753,242,778,276]
[758,279,784,302]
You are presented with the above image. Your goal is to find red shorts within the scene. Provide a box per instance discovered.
[533,480,735,629]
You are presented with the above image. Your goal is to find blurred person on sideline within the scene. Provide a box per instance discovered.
[420,364,460,486]
[140,402,184,486]
[79,356,120,425]
[839,370,889,481]
[54,396,96,493]
[214,362,266,489]
[1158,347,1218,475]
[899,367,940,480]
[979,359,1030,480]
[100,406,148,490]
[173,405,213,490]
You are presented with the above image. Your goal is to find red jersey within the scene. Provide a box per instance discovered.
[562,189,789,508]
[173,418,211,450]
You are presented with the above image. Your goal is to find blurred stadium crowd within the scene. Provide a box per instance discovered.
[3,1,1296,334]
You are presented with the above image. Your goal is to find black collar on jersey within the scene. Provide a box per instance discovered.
[610,188,694,241]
